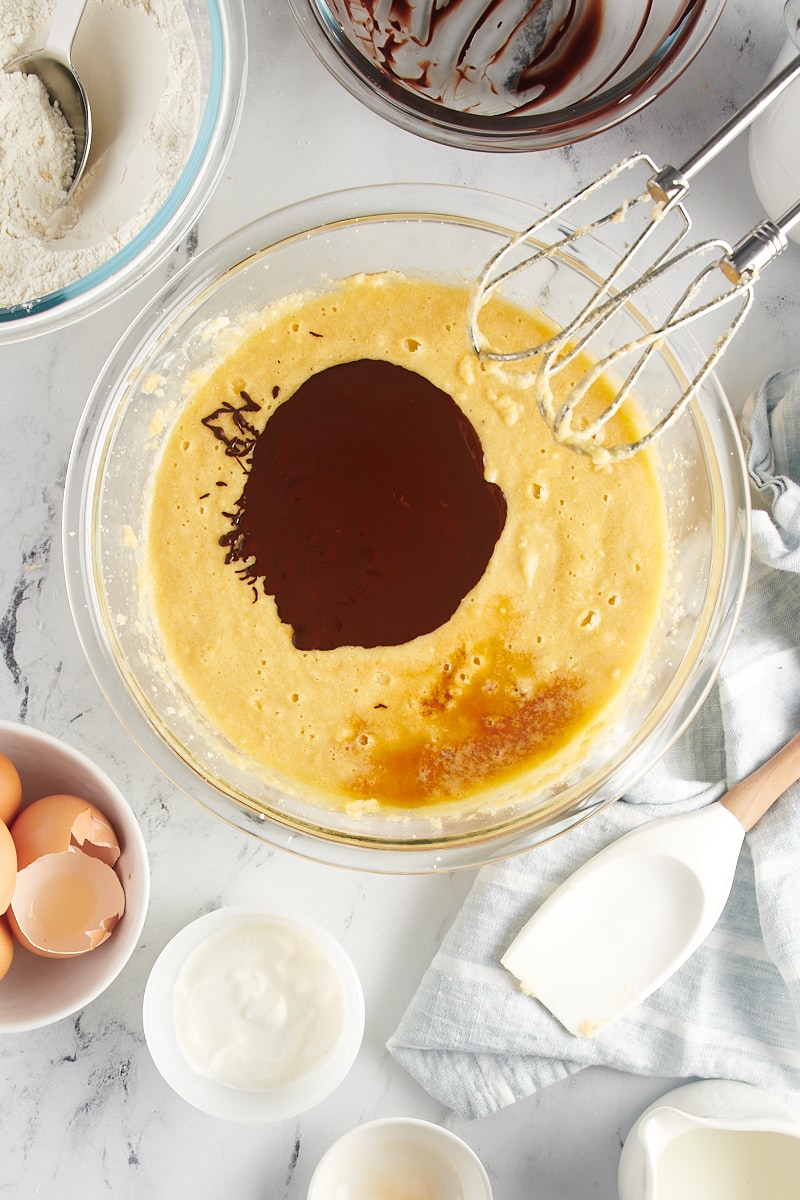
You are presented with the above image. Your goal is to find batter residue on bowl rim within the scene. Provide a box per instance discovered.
[143,272,667,816]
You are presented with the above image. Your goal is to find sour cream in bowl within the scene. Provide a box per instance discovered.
[143,905,365,1122]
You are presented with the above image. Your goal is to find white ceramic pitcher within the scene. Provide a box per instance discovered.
[618,1080,800,1200]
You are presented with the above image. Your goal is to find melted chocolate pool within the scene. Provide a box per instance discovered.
[222,359,507,651]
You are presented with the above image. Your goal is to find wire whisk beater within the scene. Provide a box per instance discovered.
[468,49,800,463]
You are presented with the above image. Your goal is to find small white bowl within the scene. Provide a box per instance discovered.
[0,720,150,1032]
[143,905,365,1122]
[308,1118,493,1200]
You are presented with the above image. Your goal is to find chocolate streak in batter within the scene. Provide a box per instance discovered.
[212,359,507,652]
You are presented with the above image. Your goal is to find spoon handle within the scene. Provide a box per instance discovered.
[45,0,89,61]
[721,731,800,832]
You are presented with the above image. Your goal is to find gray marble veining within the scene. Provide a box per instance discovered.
[1,1,798,1196]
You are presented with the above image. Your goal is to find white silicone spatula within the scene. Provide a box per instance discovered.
[502,731,800,1038]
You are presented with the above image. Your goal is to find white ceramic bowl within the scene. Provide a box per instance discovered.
[143,905,365,1122]
[63,183,750,872]
[0,720,150,1032]
[308,1118,493,1200]
[0,0,247,343]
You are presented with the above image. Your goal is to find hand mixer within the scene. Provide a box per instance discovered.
[468,36,800,463]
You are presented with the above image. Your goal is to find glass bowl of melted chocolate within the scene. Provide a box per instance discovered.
[287,1,726,150]
[63,183,749,871]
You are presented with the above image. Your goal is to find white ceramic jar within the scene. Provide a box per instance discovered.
[749,39,800,244]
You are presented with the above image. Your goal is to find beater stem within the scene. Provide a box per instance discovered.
[648,52,800,207]
[679,51,800,183]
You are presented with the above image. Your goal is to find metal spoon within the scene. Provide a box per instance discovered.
[3,0,91,200]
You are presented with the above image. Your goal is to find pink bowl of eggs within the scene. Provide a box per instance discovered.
[0,720,149,1032]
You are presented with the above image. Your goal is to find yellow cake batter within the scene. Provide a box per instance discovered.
[145,273,667,813]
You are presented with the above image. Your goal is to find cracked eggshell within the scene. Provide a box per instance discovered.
[7,793,124,958]
[7,847,126,959]
[10,793,121,870]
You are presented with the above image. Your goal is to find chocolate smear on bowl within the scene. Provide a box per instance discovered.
[339,0,605,114]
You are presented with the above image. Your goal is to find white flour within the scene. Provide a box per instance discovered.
[0,71,75,238]
[0,0,201,307]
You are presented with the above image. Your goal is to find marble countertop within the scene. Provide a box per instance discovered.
[2,2,799,1196]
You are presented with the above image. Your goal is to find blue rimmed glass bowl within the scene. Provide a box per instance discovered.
[0,0,247,343]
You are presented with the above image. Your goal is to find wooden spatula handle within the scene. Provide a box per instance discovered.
[721,731,800,832]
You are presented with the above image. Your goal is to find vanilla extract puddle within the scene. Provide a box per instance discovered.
[145,273,667,813]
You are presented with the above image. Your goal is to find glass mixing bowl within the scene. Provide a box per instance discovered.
[0,0,247,343]
[63,183,749,872]
[287,0,727,151]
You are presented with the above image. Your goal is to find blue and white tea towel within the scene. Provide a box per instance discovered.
[387,369,800,1120]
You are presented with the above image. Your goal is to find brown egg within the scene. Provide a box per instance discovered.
[0,753,22,826]
[7,849,125,958]
[0,913,14,980]
[0,820,17,914]
[10,794,121,871]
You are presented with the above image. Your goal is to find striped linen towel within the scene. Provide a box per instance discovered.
[387,369,800,1120]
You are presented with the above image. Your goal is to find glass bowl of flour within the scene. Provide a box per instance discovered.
[0,0,247,342]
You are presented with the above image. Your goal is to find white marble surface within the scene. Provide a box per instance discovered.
[1,2,799,1197]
